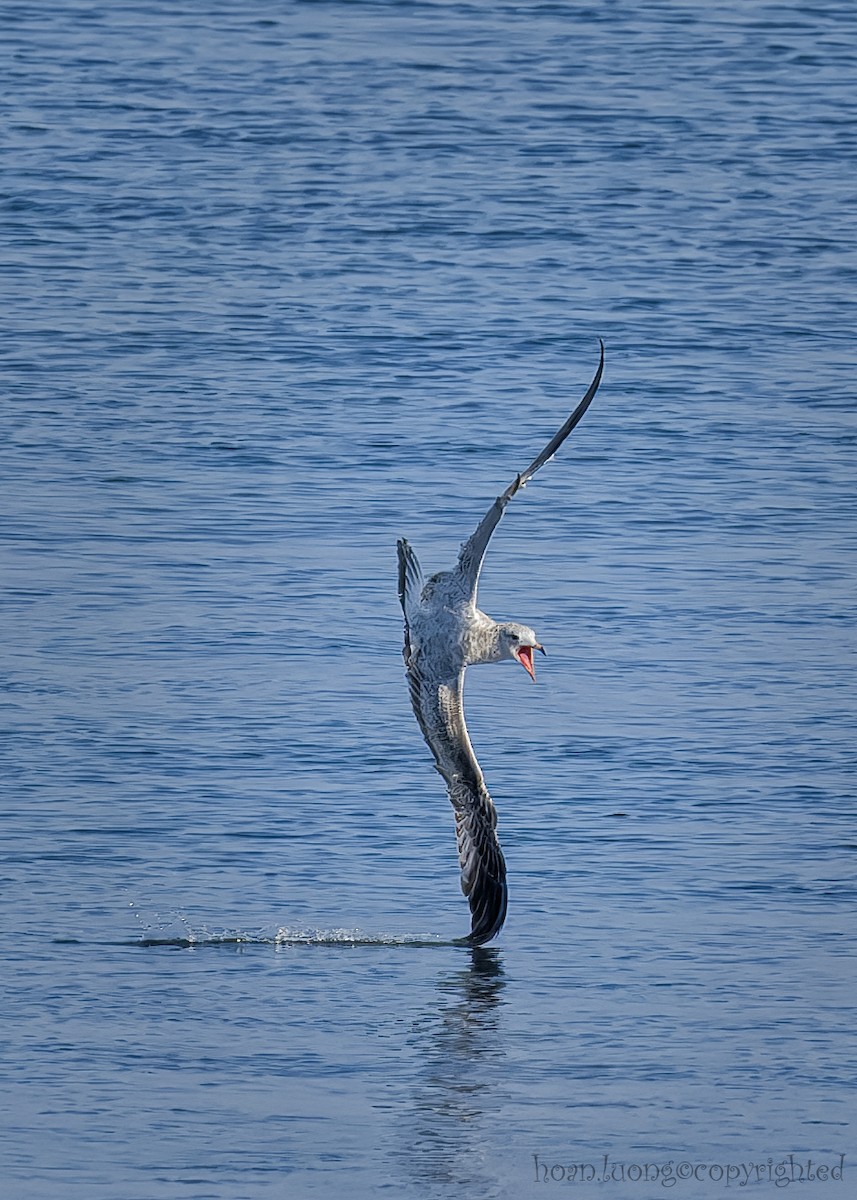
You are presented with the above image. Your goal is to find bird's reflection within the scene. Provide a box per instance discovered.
[393,947,507,1193]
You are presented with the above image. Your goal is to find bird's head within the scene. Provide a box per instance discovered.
[498,622,545,681]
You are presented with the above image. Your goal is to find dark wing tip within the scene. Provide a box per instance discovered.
[505,338,605,498]
[454,790,508,945]
[465,870,508,946]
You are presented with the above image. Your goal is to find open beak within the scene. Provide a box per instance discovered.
[515,643,544,681]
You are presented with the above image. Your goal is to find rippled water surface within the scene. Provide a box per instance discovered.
[2,2,856,1197]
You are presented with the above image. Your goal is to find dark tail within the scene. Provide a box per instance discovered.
[396,537,423,614]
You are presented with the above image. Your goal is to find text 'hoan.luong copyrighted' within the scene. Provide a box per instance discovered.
[532,1153,846,1188]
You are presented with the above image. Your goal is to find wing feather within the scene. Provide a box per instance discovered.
[456,339,604,599]
[406,664,507,946]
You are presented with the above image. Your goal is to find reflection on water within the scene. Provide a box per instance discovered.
[395,949,507,1194]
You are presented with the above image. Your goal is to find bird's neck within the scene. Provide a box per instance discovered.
[463,611,504,666]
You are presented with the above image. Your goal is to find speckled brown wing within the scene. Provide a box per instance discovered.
[405,662,507,946]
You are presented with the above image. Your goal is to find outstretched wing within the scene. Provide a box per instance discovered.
[406,663,507,946]
[456,339,604,600]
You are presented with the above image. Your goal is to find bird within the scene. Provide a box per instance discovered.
[397,341,604,945]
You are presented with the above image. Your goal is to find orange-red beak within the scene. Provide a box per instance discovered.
[515,644,544,681]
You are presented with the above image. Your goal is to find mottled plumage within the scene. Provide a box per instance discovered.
[397,341,604,945]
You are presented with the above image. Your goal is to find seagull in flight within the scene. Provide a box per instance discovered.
[397,341,604,945]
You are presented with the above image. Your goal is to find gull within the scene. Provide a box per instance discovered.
[397,341,604,945]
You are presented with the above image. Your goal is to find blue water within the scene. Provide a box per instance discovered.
[2,2,855,1197]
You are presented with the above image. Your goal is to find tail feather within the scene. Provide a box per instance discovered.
[396,538,424,618]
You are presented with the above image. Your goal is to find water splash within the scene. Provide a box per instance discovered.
[273,926,448,948]
[52,907,451,950]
